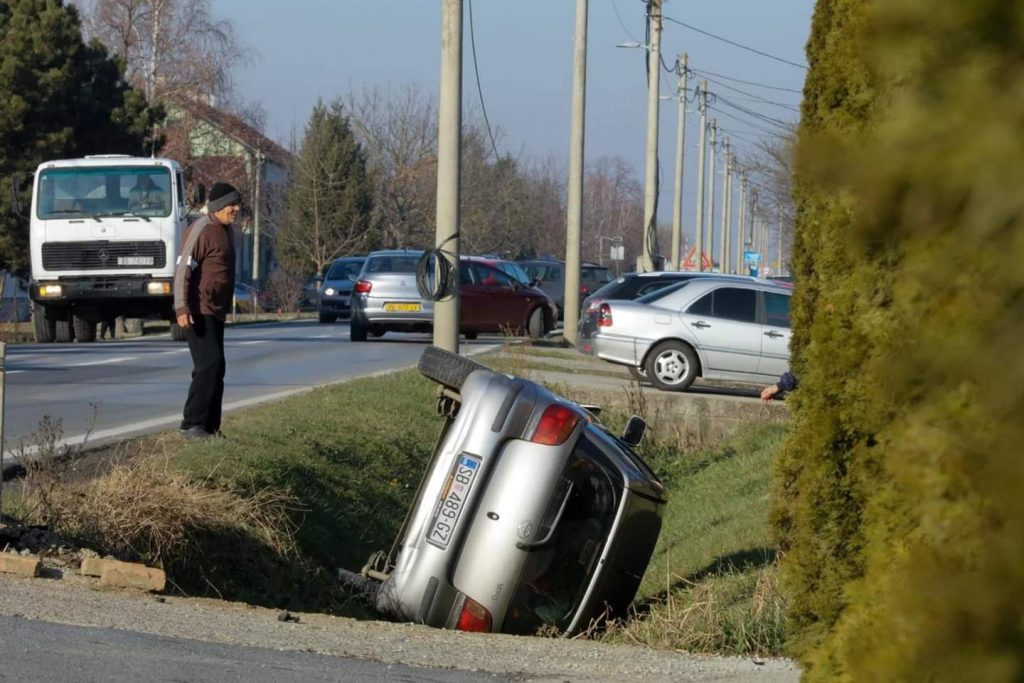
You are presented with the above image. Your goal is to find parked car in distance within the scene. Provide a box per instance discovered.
[517,259,613,319]
[462,256,534,287]
[340,346,667,636]
[318,256,366,323]
[349,250,557,342]
[1,271,31,323]
[577,278,792,391]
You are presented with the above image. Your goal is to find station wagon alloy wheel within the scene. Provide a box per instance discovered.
[646,341,699,391]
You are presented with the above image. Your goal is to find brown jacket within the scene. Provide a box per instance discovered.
[173,215,236,321]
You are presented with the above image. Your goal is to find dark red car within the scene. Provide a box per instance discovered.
[458,259,557,339]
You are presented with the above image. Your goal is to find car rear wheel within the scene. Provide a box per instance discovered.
[645,341,698,391]
[350,318,368,342]
[72,314,97,343]
[526,308,546,339]
[464,330,478,340]
[418,345,491,391]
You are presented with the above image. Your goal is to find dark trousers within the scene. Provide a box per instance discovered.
[181,315,226,433]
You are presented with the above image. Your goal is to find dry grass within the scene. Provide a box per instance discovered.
[37,456,299,568]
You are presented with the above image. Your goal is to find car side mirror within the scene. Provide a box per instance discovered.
[10,172,29,219]
[621,415,646,447]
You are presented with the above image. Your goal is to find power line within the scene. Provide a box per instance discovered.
[690,67,803,94]
[714,95,795,131]
[694,73,801,112]
[467,0,501,161]
[709,104,787,138]
[663,15,808,71]
[609,0,641,44]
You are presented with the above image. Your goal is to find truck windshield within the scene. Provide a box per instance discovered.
[36,166,173,219]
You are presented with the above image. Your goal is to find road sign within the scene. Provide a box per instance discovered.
[610,244,624,261]
[681,246,714,271]
[744,250,762,264]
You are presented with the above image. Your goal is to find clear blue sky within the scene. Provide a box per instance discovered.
[216,0,814,221]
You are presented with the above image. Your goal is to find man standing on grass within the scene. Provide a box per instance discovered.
[173,183,241,440]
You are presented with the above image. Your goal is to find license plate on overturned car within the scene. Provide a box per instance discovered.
[384,302,422,312]
[427,453,480,549]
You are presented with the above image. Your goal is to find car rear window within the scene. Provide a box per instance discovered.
[687,287,757,323]
[503,434,620,635]
[366,255,421,274]
[635,280,691,304]
[581,267,612,284]
[327,259,364,280]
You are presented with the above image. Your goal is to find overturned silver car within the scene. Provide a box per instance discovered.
[343,347,667,636]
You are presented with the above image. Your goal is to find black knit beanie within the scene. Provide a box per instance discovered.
[207,182,241,212]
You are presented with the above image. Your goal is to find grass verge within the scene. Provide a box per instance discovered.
[4,348,786,655]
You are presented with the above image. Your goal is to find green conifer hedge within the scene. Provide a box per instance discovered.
[775,0,1024,678]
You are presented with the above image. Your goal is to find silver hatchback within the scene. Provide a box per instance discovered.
[577,278,792,391]
[342,347,667,635]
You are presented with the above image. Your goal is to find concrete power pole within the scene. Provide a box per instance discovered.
[736,170,747,274]
[563,0,588,346]
[776,203,784,274]
[669,52,688,272]
[693,80,708,272]
[706,119,717,268]
[252,148,263,285]
[640,0,662,273]
[433,0,463,353]
[720,139,732,273]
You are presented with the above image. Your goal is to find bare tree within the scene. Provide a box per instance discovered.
[75,0,250,103]
[583,157,644,266]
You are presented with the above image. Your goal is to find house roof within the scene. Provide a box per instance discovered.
[169,96,292,165]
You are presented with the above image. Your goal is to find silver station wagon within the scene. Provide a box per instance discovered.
[341,347,668,636]
[577,278,792,391]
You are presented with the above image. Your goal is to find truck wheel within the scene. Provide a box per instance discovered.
[32,304,56,343]
[73,314,97,343]
[170,321,187,342]
[418,346,491,391]
[350,318,367,342]
[55,317,75,344]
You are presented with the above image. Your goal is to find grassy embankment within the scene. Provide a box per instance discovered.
[3,348,784,655]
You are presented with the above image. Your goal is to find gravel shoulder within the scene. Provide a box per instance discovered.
[0,573,799,682]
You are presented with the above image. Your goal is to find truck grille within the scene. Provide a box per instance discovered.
[42,241,166,270]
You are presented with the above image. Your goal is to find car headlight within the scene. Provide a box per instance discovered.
[38,284,63,298]
[324,287,337,296]
[147,281,171,295]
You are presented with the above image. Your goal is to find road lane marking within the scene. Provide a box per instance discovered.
[234,341,267,346]
[69,356,139,368]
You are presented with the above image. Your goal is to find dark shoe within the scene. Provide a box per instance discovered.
[180,425,213,440]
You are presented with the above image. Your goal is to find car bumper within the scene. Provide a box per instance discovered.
[319,296,353,315]
[588,332,651,367]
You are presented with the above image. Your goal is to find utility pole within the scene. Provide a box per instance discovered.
[252,147,263,285]
[433,0,462,352]
[736,170,747,274]
[720,139,732,274]
[776,203,784,274]
[693,80,708,272]
[563,0,588,346]
[640,0,662,272]
[0,342,5,509]
[706,119,717,269]
[670,52,688,272]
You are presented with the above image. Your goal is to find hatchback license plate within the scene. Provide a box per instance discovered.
[384,302,422,312]
[118,256,154,266]
[427,453,480,549]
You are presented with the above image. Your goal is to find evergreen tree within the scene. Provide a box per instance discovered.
[278,99,375,276]
[0,0,161,271]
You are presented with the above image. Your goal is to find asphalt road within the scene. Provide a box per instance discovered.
[0,615,504,683]
[2,319,497,458]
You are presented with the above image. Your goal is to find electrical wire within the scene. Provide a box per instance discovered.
[467,0,500,162]
[709,105,790,137]
[610,0,641,44]
[416,237,459,302]
[713,95,795,131]
[690,67,803,94]
[663,15,809,70]
[695,74,801,112]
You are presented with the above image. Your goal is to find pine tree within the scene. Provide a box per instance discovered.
[0,0,161,271]
[277,99,375,276]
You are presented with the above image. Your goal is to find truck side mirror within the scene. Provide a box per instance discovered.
[190,182,206,208]
[621,415,646,447]
[10,173,28,219]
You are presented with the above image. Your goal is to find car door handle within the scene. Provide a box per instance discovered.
[516,481,574,551]
[692,321,711,329]
[764,330,785,339]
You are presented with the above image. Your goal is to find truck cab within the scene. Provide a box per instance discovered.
[25,155,190,343]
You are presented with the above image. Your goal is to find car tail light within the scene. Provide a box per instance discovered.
[597,303,613,327]
[354,280,372,294]
[456,596,493,632]
[530,404,580,446]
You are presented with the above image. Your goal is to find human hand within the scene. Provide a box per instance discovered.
[176,312,193,329]
[760,384,780,403]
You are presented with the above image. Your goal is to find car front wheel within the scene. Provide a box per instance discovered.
[645,341,698,391]
[350,317,368,342]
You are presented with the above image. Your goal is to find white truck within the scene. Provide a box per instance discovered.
[15,155,192,343]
